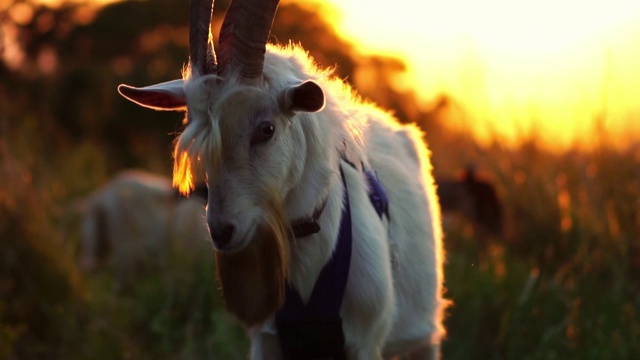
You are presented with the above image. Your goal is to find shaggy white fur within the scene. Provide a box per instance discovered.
[119,44,448,359]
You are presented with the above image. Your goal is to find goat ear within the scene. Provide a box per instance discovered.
[283,80,325,113]
[118,79,186,111]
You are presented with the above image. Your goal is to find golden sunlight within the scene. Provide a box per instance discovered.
[311,0,640,150]
[173,151,194,195]
[20,0,640,149]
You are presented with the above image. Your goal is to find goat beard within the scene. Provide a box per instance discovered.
[215,200,290,327]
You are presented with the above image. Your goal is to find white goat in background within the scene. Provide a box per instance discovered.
[117,0,448,358]
[79,170,209,285]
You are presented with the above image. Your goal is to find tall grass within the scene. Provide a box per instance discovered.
[1,110,249,359]
[433,133,640,359]
[4,0,636,357]
[1,100,638,358]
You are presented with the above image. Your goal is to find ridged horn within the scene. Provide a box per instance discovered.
[189,0,217,76]
[218,0,280,83]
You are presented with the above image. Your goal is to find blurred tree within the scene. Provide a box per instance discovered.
[270,2,356,80]
[1,0,440,175]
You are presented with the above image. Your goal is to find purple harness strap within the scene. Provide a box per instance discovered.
[276,165,388,360]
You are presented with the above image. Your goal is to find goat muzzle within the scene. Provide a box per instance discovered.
[215,201,290,326]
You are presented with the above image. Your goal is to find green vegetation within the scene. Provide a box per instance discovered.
[432,137,640,360]
[1,0,638,358]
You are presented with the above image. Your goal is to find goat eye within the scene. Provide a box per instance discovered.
[251,121,275,145]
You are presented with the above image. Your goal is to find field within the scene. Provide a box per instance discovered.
[3,99,638,359]
[1,0,639,358]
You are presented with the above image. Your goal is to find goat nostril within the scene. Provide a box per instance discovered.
[211,224,235,247]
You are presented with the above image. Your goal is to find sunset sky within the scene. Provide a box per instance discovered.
[306,0,640,149]
[8,0,640,150]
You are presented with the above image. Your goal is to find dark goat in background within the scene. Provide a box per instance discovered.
[437,166,503,238]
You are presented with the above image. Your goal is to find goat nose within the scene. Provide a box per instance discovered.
[210,223,235,248]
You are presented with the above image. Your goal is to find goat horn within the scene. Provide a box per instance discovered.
[218,0,280,83]
[189,0,217,76]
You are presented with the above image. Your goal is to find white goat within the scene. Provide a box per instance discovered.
[79,170,209,284]
[117,0,448,358]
